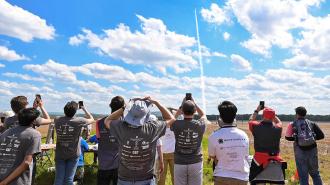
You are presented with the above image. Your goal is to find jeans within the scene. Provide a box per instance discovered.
[158,153,174,185]
[294,145,323,185]
[117,177,155,185]
[54,157,79,185]
[174,162,203,185]
[97,168,118,185]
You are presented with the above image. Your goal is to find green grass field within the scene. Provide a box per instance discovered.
[35,123,330,185]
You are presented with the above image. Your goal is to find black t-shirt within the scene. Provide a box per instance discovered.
[110,120,166,181]
[171,118,206,165]
[251,121,282,155]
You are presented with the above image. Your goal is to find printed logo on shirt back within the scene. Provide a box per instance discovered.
[0,134,21,175]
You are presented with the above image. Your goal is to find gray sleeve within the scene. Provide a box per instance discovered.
[75,117,89,127]
[110,121,121,143]
[26,134,41,155]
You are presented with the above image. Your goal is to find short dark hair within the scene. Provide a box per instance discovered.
[182,101,196,116]
[295,106,307,117]
[218,101,237,124]
[110,96,125,113]
[18,108,40,126]
[11,96,28,114]
[64,101,78,118]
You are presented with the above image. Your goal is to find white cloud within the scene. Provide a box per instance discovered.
[0,63,4,68]
[240,35,271,57]
[3,72,47,82]
[201,3,230,25]
[0,0,55,42]
[186,45,227,59]
[226,0,322,57]
[283,15,330,70]
[223,32,230,41]
[0,46,29,61]
[1,64,330,114]
[69,15,198,74]
[230,54,252,71]
[24,59,77,81]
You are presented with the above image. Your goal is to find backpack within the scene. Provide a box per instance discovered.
[293,119,316,147]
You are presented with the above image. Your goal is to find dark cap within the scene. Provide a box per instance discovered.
[182,100,196,115]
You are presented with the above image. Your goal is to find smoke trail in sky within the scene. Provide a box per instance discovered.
[194,9,206,113]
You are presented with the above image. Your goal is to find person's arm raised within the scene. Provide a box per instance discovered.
[81,106,94,124]
[195,103,206,120]
[0,155,33,185]
[104,107,124,130]
[249,105,261,121]
[35,100,52,126]
[174,108,182,119]
[144,97,175,127]
[273,116,282,128]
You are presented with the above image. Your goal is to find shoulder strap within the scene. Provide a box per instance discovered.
[304,119,314,132]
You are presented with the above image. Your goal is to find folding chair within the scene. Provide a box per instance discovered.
[38,123,55,167]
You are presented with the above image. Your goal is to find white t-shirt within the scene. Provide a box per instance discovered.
[160,127,175,153]
[208,126,250,181]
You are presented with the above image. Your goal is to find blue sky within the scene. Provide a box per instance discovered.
[0,0,330,115]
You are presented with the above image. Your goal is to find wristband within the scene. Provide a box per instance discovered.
[254,110,258,114]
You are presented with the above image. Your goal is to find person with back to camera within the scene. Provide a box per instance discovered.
[4,95,51,185]
[158,108,176,185]
[96,96,125,185]
[4,95,52,130]
[208,101,250,185]
[171,95,207,185]
[248,103,285,185]
[54,101,94,185]
[0,108,41,185]
[104,96,175,185]
[285,106,324,185]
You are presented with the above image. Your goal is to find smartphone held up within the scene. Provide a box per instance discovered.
[78,101,84,109]
[259,101,265,110]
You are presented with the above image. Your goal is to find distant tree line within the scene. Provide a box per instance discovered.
[50,113,330,122]
[206,114,330,122]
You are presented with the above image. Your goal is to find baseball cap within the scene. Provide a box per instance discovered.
[0,111,14,118]
[263,108,275,120]
[124,100,151,127]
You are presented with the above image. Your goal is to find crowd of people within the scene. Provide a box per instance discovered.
[0,94,325,185]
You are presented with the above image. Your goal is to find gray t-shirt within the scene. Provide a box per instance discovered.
[97,117,119,170]
[4,115,43,130]
[55,116,88,160]
[171,118,206,165]
[0,126,41,185]
[110,120,166,181]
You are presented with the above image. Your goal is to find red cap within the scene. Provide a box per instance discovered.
[263,108,275,120]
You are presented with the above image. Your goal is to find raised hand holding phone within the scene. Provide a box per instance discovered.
[78,101,84,109]
[259,101,265,110]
